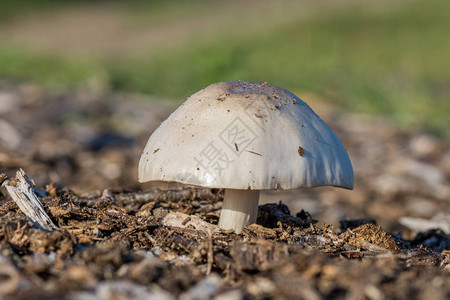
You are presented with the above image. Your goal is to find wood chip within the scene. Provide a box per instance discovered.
[5,169,58,231]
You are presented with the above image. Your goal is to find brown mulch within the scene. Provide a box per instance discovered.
[0,179,449,299]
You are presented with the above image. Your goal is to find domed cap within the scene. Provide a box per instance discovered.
[139,81,353,190]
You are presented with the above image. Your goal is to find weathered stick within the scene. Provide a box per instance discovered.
[4,169,58,231]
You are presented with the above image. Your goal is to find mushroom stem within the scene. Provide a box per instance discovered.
[218,189,260,234]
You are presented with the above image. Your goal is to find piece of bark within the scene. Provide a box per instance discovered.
[161,212,220,233]
[4,169,58,231]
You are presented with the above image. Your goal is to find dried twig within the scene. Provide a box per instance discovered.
[4,169,58,231]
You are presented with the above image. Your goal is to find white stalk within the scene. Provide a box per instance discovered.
[218,189,260,234]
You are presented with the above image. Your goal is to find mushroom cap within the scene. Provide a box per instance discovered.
[139,81,353,190]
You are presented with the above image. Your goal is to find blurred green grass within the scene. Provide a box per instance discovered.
[0,0,448,138]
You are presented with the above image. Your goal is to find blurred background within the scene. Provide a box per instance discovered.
[0,0,449,135]
[0,0,448,232]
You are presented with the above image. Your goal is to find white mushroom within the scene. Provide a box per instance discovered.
[139,81,353,233]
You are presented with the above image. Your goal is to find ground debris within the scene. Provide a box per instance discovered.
[162,212,220,233]
[340,224,399,251]
[257,202,316,229]
[404,247,444,267]
[0,173,449,298]
[4,169,58,231]
[339,218,377,232]
[231,239,293,272]
[410,229,450,252]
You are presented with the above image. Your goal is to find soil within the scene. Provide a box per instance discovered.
[0,82,449,299]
